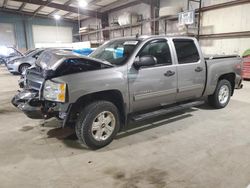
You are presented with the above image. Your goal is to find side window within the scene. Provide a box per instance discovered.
[173,39,200,64]
[139,40,172,66]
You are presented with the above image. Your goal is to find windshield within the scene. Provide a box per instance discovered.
[90,39,140,66]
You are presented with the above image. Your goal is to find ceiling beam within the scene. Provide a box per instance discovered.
[0,7,77,22]
[64,12,73,17]
[3,0,8,8]
[33,0,52,16]
[48,0,74,16]
[64,0,74,6]
[12,0,102,18]
[48,9,58,16]
[101,0,143,13]
[200,0,250,12]
[139,0,151,5]
[19,2,26,11]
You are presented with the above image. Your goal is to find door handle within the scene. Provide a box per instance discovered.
[195,67,203,72]
[164,70,175,77]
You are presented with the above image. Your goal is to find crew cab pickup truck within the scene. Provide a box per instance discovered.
[12,36,243,149]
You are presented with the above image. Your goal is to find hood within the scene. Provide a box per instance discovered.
[7,56,23,63]
[36,49,112,70]
[34,49,113,79]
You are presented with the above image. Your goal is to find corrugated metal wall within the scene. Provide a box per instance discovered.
[80,0,250,56]
[159,0,250,55]
[0,11,79,51]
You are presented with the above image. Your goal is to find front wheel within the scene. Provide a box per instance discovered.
[19,64,30,74]
[75,101,120,149]
[208,79,232,109]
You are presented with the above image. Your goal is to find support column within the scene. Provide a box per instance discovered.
[150,0,160,35]
[101,13,109,41]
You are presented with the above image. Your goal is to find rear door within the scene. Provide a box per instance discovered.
[173,39,206,101]
[128,39,177,112]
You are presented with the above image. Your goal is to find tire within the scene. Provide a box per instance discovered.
[208,79,232,109]
[75,101,120,149]
[19,64,30,74]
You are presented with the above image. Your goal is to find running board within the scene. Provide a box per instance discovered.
[132,101,204,122]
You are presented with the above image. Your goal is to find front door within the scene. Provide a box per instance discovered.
[173,39,206,101]
[128,39,177,112]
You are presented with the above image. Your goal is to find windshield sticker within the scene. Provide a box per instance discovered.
[124,41,138,45]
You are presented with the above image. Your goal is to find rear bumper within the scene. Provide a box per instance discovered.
[235,75,243,89]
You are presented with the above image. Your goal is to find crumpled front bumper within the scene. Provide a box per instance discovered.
[11,90,44,119]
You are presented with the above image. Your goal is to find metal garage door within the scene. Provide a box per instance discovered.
[0,23,16,47]
[32,25,73,47]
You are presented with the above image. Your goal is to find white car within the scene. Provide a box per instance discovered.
[6,49,44,74]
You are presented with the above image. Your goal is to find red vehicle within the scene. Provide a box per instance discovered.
[243,55,250,79]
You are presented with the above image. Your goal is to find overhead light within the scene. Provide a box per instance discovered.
[78,0,87,8]
[54,14,61,20]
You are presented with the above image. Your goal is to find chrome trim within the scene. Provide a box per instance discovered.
[134,89,176,101]
[178,84,204,92]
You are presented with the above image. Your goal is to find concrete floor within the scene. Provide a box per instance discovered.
[0,65,250,188]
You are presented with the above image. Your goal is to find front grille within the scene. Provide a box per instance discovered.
[27,80,42,90]
[26,67,44,91]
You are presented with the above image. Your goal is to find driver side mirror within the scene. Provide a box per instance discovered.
[134,55,157,69]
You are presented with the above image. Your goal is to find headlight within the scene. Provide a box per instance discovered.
[43,80,67,102]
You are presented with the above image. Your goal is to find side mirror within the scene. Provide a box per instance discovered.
[134,55,157,69]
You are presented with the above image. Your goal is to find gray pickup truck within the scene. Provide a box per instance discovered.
[12,36,243,149]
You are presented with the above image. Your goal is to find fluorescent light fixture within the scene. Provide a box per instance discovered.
[54,14,61,20]
[78,0,87,8]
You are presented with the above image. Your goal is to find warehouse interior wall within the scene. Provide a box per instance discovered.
[108,3,151,36]
[81,18,102,42]
[159,0,250,56]
[79,0,250,56]
[0,23,16,47]
[80,3,151,43]
[200,3,250,55]
[0,11,79,52]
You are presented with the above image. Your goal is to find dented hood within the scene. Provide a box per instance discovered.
[34,49,113,79]
[36,49,112,71]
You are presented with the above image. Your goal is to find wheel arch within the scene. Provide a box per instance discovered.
[18,63,31,73]
[70,90,127,130]
[218,73,235,96]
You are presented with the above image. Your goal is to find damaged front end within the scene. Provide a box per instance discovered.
[12,67,59,120]
[12,49,113,123]
[12,90,44,119]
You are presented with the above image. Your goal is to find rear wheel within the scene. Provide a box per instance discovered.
[75,101,120,149]
[208,79,232,109]
[19,64,30,74]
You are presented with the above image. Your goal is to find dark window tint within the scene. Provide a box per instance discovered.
[173,39,200,64]
[139,40,172,65]
[55,58,108,76]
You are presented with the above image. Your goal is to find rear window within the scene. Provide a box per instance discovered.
[173,39,200,64]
